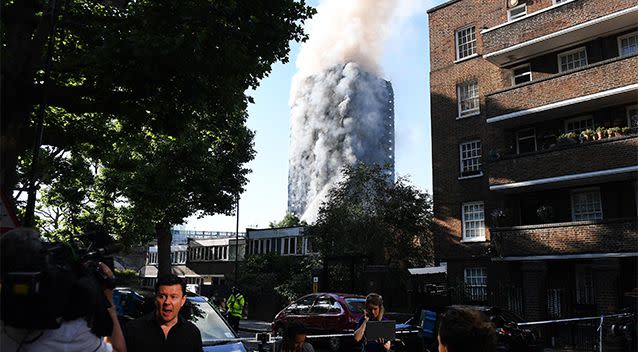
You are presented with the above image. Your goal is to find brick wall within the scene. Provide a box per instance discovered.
[429,0,504,246]
[488,136,638,186]
[492,218,638,256]
[486,55,638,117]
[482,0,637,54]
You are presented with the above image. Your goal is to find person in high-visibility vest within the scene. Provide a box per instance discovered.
[226,286,245,332]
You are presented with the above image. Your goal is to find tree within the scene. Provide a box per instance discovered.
[238,252,321,311]
[2,0,315,274]
[269,212,307,228]
[308,163,434,271]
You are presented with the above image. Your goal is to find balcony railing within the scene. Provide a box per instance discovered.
[482,1,638,65]
[485,55,638,123]
[488,135,638,189]
[491,218,638,257]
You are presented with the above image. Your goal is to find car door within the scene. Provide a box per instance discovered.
[279,294,316,332]
[309,295,344,333]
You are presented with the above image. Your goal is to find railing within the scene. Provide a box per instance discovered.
[491,218,638,257]
[517,313,635,351]
[211,329,420,352]
[487,135,638,189]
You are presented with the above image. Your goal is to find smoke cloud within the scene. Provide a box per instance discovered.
[288,0,403,222]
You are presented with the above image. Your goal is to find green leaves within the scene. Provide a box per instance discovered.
[3,0,315,254]
[308,163,434,269]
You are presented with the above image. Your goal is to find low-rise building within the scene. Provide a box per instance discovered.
[246,226,315,256]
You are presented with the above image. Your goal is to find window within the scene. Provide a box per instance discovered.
[547,289,564,318]
[618,31,638,57]
[516,128,537,154]
[558,47,587,72]
[457,81,479,117]
[462,201,485,241]
[455,26,477,60]
[564,116,593,134]
[575,266,594,305]
[511,64,532,85]
[459,140,482,175]
[627,105,638,128]
[508,4,527,21]
[464,267,487,301]
[147,251,157,265]
[571,188,603,221]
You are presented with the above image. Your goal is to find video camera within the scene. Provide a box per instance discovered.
[0,228,122,336]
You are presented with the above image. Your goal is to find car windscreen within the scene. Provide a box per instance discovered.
[188,300,237,341]
[345,298,366,314]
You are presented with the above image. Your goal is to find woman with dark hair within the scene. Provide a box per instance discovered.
[437,307,496,352]
[353,293,391,352]
[279,321,315,352]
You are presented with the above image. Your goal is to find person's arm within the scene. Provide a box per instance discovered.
[193,324,203,352]
[303,342,315,352]
[353,316,368,343]
[375,338,391,351]
[98,262,127,352]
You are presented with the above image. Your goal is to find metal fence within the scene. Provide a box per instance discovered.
[517,313,634,351]
[207,329,421,352]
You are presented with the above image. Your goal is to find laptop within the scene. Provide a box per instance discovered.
[365,320,396,341]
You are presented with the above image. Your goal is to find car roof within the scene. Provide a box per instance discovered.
[311,292,366,299]
[187,296,209,303]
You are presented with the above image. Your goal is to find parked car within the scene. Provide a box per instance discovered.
[410,305,540,352]
[113,287,246,352]
[272,293,420,352]
[272,293,366,351]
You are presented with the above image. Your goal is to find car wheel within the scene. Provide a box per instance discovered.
[327,336,341,352]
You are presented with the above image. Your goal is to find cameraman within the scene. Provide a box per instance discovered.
[0,227,126,352]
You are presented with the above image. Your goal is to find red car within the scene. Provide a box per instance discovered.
[272,293,367,351]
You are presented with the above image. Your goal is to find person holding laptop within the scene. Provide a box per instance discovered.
[354,293,391,352]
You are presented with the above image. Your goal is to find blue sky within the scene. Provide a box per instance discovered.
[184,0,446,232]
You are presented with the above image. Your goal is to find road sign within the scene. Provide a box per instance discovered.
[0,191,19,234]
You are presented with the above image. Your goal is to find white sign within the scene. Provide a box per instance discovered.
[0,192,19,233]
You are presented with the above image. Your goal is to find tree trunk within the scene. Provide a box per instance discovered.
[156,222,172,277]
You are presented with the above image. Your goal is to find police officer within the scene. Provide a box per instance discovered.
[226,286,245,332]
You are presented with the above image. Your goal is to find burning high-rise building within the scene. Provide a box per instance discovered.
[286,0,404,222]
[287,62,395,221]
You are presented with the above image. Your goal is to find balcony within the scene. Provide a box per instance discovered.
[482,1,638,66]
[488,135,638,191]
[491,218,638,257]
[485,55,638,124]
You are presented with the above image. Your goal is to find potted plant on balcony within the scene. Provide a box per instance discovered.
[580,129,594,142]
[607,127,621,138]
[557,132,578,146]
[595,126,607,140]
[621,127,631,135]
[490,208,509,228]
[536,205,554,224]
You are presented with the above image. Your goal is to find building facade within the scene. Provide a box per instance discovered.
[428,0,637,343]
[139,231,246,296]
[246,226,315,256]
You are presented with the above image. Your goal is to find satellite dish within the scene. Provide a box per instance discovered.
[509,0,519,7]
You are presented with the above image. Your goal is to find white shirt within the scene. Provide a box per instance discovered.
[1,318,113,352]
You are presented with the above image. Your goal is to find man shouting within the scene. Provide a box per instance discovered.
[124,274,202,352]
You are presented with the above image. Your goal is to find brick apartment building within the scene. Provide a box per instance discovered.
[427,0,637,334]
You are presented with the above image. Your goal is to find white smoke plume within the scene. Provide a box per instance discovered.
[294,0,400,78]
[288,0,404,222]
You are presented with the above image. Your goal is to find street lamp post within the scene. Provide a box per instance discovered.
[234,194,239,285]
